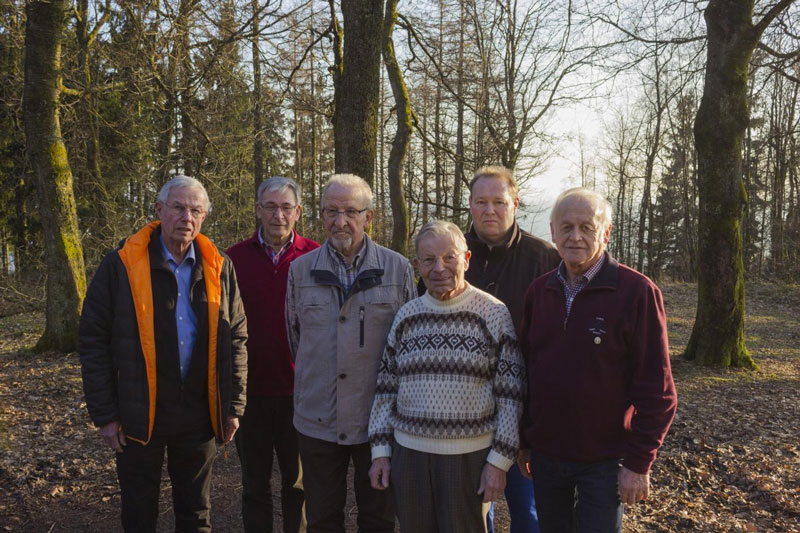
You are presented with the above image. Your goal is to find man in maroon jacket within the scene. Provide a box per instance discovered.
[518,187,677,533]
[227,177,320,532]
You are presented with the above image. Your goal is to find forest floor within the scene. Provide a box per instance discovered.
[0,282,798,532]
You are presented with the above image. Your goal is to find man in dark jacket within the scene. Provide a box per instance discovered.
[466,166,560,533]
[518,187,677,532]
[227,176,319,532]
[79,175,248,532]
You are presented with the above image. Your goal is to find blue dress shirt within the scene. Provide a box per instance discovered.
[160,237,198,380]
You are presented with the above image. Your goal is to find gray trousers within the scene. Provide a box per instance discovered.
[390,443,490,533]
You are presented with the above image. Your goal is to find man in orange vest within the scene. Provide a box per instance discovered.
[79,175,248,532]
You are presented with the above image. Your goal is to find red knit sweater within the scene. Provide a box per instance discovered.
[227,230,319,396]
[520,254,677,474]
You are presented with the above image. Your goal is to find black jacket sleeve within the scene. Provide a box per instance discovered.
[78,253,121,427]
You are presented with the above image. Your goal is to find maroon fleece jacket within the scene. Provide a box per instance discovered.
[227,230,319,397]
[520,254,677,474]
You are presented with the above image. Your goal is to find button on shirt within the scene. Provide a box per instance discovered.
[160,237,198,380]
[556,254,606,318]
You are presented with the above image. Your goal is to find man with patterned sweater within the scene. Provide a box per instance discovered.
[227,177,319,532]
[369,220,525,532]
[518,188,677,532]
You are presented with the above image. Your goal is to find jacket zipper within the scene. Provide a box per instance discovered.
[359,306,365,347]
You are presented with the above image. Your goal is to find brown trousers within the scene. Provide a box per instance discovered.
[390,443,490,533]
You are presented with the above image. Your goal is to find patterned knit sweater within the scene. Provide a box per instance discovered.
[368,285,525,471]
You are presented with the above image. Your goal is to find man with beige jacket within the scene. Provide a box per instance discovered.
[286,174,415,532]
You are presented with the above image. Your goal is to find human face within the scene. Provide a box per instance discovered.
[414,233,471,300]
[321,183,374,260]
[155,186,208,259]
[469,176,520,246]
[257,187,301,248]
[550,195,611,280]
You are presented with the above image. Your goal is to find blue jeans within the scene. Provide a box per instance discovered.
[486,462,540,533]
[531,454,622,533]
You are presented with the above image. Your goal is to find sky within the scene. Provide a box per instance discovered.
[516,102,605,240]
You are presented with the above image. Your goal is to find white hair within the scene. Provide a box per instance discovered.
[156,175,211,211]
[321,174,374,209]
[550,187,612,228]
[257,176,302,205]
[414,220,468,256]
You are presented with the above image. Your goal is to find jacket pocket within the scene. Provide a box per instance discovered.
[366,284,402,330]
[297,286,334,329]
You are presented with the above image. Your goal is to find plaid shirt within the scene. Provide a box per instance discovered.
[259,228,295,265]
[556,254,606,317]
[327,238,366,292]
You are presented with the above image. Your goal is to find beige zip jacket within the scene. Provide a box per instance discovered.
[286,236,415,445]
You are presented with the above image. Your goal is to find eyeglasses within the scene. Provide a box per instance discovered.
[260,203,298,215]
[167,202,206,219]
[321,207,368,220]
[418,253,463,268]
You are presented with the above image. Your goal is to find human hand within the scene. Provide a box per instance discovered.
[477,463,506,502]
[517,449,532,479]
[223,416,239,444]
[99,421,127,453]
[618,465,649,504]
[369,457,391,490]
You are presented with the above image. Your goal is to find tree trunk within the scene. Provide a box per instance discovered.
[23,0,86,352]
[309,21,318,224]
[684,0,791,368]
[334,0,384,187]
[382,0,409,255]
[251,0,264,201]
[453,0,465,228]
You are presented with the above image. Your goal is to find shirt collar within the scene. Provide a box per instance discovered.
[557,252,605,287]
[159,235,196,267]
[327,235,367,270]
[258,227,295,252]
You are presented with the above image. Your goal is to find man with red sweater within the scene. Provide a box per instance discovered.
[518,187,677,532]
[227,176,319,532]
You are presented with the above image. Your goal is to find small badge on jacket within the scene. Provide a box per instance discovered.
[589,316,607,345]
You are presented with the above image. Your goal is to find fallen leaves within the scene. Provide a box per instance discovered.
[1,283,799,532]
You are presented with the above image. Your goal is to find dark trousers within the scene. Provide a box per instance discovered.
[531,454,623,533]
[116,427,217,532]
[390,443,488,533]
[235,396,304,533]
[297,432,394,533]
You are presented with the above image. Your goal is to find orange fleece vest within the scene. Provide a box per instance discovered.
[117,221,224,444]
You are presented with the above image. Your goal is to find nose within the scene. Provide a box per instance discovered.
[179,209,192,222]
[431,257,446,271]
[332,212,348,226]
[567,227,582,241]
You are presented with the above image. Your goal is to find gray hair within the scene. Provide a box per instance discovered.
[156,175,211,211]
[550,187,613,229]
[414,220,468,256]
[321,174,374,209]
[257,176,302,205]
[469,165,519,200]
